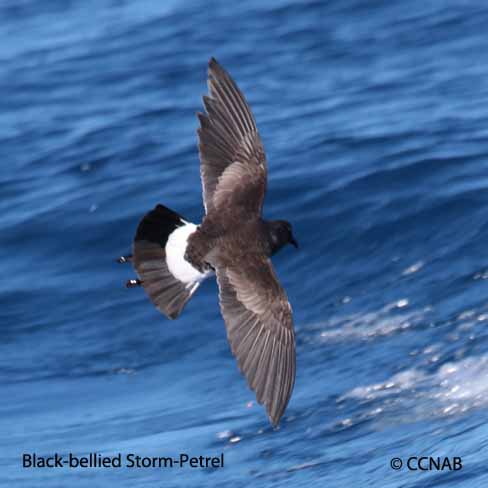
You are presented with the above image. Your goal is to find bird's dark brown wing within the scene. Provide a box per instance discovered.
[215,254,295,426]
[197,57,267,216]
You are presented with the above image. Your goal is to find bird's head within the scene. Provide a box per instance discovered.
[268,220,298,255]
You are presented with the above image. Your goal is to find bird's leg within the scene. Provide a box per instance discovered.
[126,279,142,288]
[117,254,133,263]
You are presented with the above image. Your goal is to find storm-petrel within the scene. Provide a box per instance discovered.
[119,58,298,426]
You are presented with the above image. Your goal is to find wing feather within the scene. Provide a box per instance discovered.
[198,58,267,216]
[215,255,295,426]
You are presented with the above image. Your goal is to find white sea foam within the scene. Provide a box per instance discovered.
[402,261,424,275]
[309,301,428,342]
[339,354,488,421]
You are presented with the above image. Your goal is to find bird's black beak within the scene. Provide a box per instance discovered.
[290,236,299,248]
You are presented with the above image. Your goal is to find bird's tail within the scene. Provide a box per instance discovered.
[121,204,210,319]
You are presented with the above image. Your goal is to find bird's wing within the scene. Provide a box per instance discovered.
[215,253,295,426]
[197,57,267,216]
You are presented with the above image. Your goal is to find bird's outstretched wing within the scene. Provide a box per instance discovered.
[215,254,295,426]
[197,58,267,216]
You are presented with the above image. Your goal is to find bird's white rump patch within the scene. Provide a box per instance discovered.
[165,223,212,286]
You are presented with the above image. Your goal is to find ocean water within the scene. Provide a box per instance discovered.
[2,0,488,486]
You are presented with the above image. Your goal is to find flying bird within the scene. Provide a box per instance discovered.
[119,58,298,426]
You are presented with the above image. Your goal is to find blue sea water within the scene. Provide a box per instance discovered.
[2,0,488,486]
